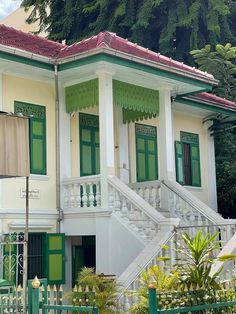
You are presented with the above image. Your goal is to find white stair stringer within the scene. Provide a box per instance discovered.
[210,232,236,280]
[117,224,178,309]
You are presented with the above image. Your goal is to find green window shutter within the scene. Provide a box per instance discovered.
[45,233,65,285]
[190,144,201,187]
[30,118,46,174]
[175,141,185,184]
[3,235,17,283]
[79,114,100,176]
[14,101,46,175]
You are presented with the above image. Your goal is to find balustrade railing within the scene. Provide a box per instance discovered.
[108,176,165,243]
[129,181,161,210]
[62,175,101,209]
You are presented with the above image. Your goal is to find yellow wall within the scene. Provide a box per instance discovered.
[173,111,209,204]
[2,74,56,210]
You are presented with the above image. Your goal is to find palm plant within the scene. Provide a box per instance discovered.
[66,267,121,314]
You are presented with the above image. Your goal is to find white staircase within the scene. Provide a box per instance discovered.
[61,175,236,307]
[113,177,236,307]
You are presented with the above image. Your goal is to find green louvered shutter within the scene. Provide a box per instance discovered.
[3,235,17,283]
[190,144,201,187]
[175,141,185,184]
[30,118,46,175]
[14,102,46,175]
[46,233,65,285]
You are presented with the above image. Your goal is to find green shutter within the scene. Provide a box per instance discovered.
[135,124,158,182]
[175,141,185,184]
[14,101,46,175]
[3,235,17,283]
[79,114,100,176]
[190,144,201,187]
[30,118,46,174]
[46,233,65,285]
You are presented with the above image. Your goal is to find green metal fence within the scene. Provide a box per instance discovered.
[148,286,236,314]
[28,277,99,314]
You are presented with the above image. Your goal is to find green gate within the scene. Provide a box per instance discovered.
[149,286,236,314]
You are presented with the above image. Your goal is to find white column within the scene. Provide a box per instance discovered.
[159,89,175,181]
[97,70,115,209]
[96,217,110,273]
[205,121,218,211]
[117,107,130,184]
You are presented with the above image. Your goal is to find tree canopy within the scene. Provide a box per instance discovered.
[21,0,236,63]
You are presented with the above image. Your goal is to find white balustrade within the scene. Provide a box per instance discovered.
[129,181,161,210]
[108,176,165,243]
[62,175,101,209]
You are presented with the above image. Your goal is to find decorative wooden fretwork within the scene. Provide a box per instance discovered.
[15,101,45,119]
[180,131,199,144]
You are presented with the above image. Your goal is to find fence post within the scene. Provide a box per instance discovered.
[31,276,40,314]
[148,283,157,314]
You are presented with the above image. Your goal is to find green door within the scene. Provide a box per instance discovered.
[80,113,100,176]
[135,124,158,182]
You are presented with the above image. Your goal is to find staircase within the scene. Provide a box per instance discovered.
[110,177,236,308]
[61,175,236,307]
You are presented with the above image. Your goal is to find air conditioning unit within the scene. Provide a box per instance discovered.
[0,112,29,178]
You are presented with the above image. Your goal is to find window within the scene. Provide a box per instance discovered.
[14,101,46,175]
[79,113,100,176]
[175,132,201,187]
[135,124,158,182]
[3,233,65,285]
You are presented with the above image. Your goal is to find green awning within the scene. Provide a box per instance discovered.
[66,79,99,113]
[66,79,159,122]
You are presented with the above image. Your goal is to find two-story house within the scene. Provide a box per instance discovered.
[0,25,235,295]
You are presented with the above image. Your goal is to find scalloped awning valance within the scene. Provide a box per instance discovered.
[66,79,159,122]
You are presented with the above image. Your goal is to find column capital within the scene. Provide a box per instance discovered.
[96,68,115,77]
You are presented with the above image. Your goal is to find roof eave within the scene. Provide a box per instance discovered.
[0,44,55,65]
[56,46,219,86]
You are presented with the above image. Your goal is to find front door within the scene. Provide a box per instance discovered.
[135,124,158,182]
[79,113,100,176]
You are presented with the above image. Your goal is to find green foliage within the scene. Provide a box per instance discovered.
[191,43,236,99]
[191,43,236,218]
[129,230,236,314]
[66,267,121,314]
[21,0,236,63]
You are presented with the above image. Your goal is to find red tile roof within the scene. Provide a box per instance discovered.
[0,25,213,81]
[189,92,236,112]
[0,24,64,58]
[0,24,235,112]
[58,32,213,81]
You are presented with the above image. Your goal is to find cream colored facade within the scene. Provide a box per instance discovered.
[1,24,236,290]
[0,74,57,233]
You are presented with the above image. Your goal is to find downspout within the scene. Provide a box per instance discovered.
[54,64,62,233]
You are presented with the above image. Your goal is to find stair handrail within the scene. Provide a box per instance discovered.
[117,225,176,294]
[161,179,225,225]
[108,176,167,223]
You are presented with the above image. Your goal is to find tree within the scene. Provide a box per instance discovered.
[191,44,236,218]
[21,0,236,63]
[191,43,236,99]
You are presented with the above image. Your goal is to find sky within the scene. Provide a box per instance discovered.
[0,0,22,20]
